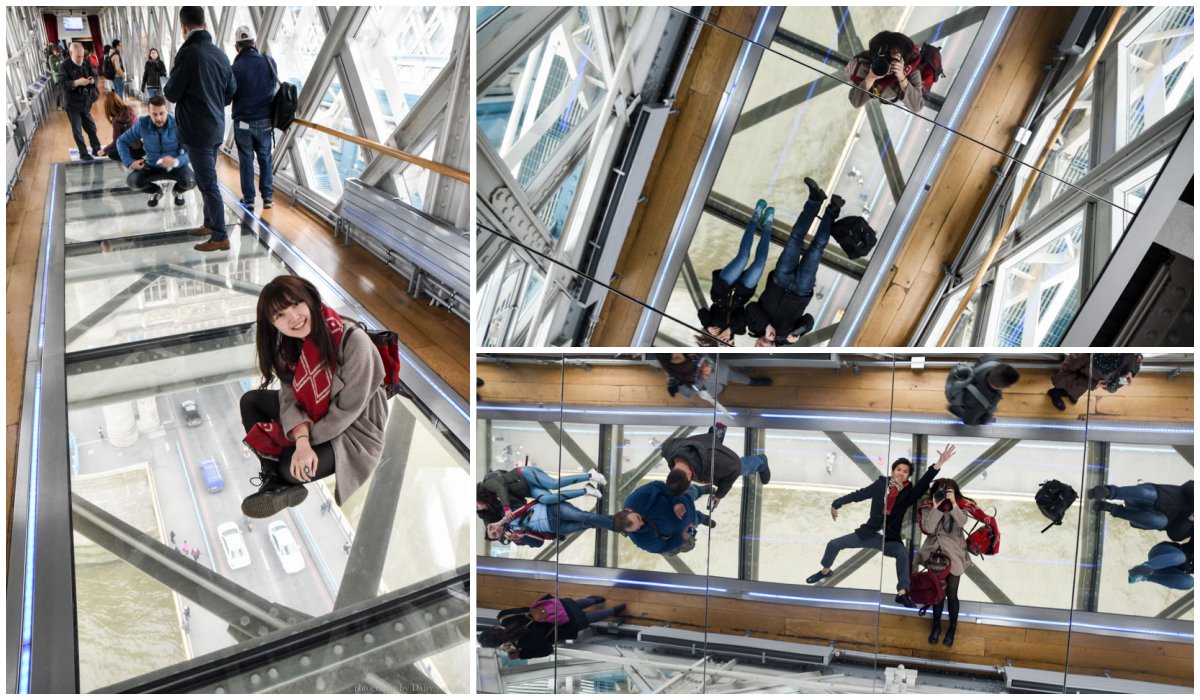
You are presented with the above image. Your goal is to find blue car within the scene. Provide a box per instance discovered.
[199,458,225,493]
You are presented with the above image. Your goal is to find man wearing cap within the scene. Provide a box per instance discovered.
[230,24,278,210]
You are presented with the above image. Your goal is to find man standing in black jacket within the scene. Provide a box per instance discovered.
[164,7,237,252]
[806,444,957,607]
[58,42,102,161]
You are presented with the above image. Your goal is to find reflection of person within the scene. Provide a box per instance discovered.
[661,432,769,509]
[1129,540,1193,590]
[487,500,616,547]
[615,481,712,554]
[480,596,626,659]
[164,6,238,252]
[745,178,842,347]
[844,31,934,111]
[915,478,990,648]
[657,354,771,400]
[698,200,774,343]
[945,356,1019,425]
[807,445,956,608]
[1090,481,1193,542]
[118,97,193,207]
[477,462,605,522]
[142,48,168,99]
[1047,353,1142,410]
[240,276,388,519]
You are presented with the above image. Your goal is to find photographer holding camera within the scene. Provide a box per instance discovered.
[844,31,939,112]
[915,478,988,647]
[58,42,103,161]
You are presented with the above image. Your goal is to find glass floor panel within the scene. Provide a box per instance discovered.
[57,161,471,691]
[63,159,139,194]
[64,187,206,243]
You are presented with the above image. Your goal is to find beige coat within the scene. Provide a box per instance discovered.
[914,502,972,576]
[280,326,388,505]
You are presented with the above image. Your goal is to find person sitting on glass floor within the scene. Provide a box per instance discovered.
[117,95,195,207]
[744,178,842,346]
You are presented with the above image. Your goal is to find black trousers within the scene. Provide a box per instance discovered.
[67,108,102,155]
[239,389,336,485]
[127,165,196,194]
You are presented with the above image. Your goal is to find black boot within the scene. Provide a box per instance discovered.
[1047,388,1067,411]
[241,467,308,519]
[928,619,942,645]
[942,623,956,647]
[828,194,845,213]
[803,176,826,203]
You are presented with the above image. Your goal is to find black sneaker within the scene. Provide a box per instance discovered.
[241,469,308,518]
[895,592,916,608]
[79,151,95,162]
[613,603,627,616]
[262,200,274,209]
[806,570,832,584]
[758,455,771,485]
[1088,484,1112,500]
[797,314,815,337]
[174,191,186,206]
[242,200,255,210]
[803,176,826,203]
[148,189,164,207]
[749,377,773,386]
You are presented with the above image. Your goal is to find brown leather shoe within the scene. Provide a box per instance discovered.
[188,225,214,237]
[194,239,230,252]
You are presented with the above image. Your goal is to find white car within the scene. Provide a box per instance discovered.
[268,521,306,574]
[217,522,251,570]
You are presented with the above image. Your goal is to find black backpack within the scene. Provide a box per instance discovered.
[831,216,878,259]
[945,361,999,425]
[102,52,116,80]
[265,56,298,132]
[1035,480,1078,533]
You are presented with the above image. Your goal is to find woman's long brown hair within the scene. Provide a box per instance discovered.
[255,276,341,389]
[103,90,133,122]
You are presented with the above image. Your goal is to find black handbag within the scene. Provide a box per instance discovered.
[831,216,878,259]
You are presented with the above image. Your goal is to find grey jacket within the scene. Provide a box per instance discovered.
[915,502,971,576]
[280,326,388,505]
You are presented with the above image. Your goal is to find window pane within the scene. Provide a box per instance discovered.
[269,5,327,93]
[350,6,460,136]
[298,77,367,201]
[993,214,1084,347]
[1121,7,1195,148]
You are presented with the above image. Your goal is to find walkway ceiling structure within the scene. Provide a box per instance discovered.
[474,6,1194,348]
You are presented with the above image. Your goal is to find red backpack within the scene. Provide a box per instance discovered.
[352,322,403,398]
[967,508,1001,557]
[909,552,951,615]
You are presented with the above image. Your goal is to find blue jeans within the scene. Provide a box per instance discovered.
[184,142,226,240]
[773,197,838,296]
[234,118,275,204]
[112,76,125,99]
[718,210,772,288]
[545,501,615,535]
[740,454,768,477]
[145,86,163,99]
[519,466,591,504]
[1140,542,1193,590]
[1108,484,1169,530]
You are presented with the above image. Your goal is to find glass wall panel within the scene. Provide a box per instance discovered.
[270,6,327,92]
[298,76,366,202]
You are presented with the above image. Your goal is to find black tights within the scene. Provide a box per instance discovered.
[239,389,336,485]
[932,574,960,624]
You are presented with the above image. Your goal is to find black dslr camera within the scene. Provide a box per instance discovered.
[870,51,893,77]
[934,487,948,502]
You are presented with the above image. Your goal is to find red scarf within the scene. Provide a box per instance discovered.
[244,305,345,460]
[885,478,909,515]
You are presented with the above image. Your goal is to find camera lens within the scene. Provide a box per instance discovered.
[934,488,947,501]
[871,53,892,77]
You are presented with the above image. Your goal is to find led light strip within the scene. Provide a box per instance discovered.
[478,565,728,593]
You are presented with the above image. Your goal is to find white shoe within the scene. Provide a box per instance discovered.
[584,484,603,499]
[587,468,607,487]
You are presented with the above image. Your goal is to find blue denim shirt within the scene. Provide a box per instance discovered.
[118,115,190,169]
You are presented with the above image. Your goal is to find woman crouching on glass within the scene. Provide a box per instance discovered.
[240,275,388,518]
